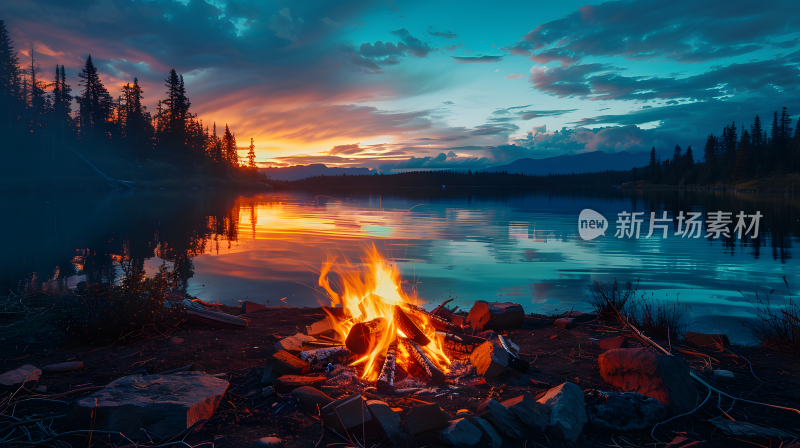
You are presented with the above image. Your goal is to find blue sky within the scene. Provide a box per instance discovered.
[3,0,799,170]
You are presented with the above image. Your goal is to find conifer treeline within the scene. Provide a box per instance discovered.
[0,20,251,171]
[645,108,800,185]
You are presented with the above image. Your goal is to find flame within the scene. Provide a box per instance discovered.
[318,245,450,381]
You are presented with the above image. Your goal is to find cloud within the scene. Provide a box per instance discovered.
[503,0,800,66]
[389,28,434,58]
[451,55,503,63]
[528,58,800,101]
[504,74,524,79]
[428,26,457,39]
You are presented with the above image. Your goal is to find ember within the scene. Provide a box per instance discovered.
[317,246,451,384]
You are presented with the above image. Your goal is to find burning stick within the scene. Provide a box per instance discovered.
[401,338,446,385]
[376,341,397,394]
[394,306,431,346]
[406,304,464,334]
[345,317,388,356]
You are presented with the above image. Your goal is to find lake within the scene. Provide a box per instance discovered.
[3,187,799,343]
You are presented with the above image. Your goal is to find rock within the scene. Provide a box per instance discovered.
[585,390,667,432]
[684,332,730,351]
[710,417,792,437]
[469,341,508,379]
[275,333,316,354]
[366,400,403,445]
[598,348,697,414]
[262,386,275,398]
[405,403,448,435]
[714,370,734,379]
[33,386,47,393]
[274,375,326,393]
[595,336,628,350]
[501,395,550,432]
[466,301,524,332]
[0,365,41,391]
[42,361,84,373]
[270,350,310,376]
[292,386,333,414]
[63,372,228,442]
[261,365,276,384]
[560,311,597,323]
[253,437,282,448]
[169,337,184,345]
[537,382,587,443]
[439,418,483,447]
[476,398,523,439]
[554,318,576,329]
[321,394,372,434]
[241,301,267,314]
[469,416,502,448]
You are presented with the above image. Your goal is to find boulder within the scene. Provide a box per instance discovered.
[476,399,523,439]
[585,390,667,432]
[554,318,576,329]
[366,400,403,445]
[253,437,282,448]
[42,361,84,373]
[292,386,333,414]
[468,416,502,448]
[274,333,316,354]
[466,301,524,331]
[595,336,628,350]
[241,301,267,314]
[501,395,550,432]
[537,382,587,443]
[63,372,228,442]
[261,365,276,384]
[439,418,483,447]
[684,332,729,351]
[0,365,41,391]
[469,341,508,379]
[405,403,448,435]
[321,394,372,434]
[262,386,275,398]
[598,348,697,414]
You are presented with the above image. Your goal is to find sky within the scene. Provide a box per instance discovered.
[3,0,800,171]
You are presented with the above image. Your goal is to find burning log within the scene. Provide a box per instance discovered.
[438,331,486,359]
[401,338,446,385]
[270,350,311,376]
[394,306,431,346]
[345,317,388,356]
[376,342,397,394]
[406,304,464,334]
[299,346,351,365]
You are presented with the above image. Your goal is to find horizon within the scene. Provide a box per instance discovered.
[3,0,799,173]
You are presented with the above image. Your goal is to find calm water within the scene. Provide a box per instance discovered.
[3,188,799,343]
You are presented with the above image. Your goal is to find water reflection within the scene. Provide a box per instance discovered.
[2,188,798,342]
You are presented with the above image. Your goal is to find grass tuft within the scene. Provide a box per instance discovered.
[741,284,799,353]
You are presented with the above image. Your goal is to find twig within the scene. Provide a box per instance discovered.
[651,390,712,443]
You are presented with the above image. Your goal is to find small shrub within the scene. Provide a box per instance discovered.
[588,279,638,317]
[629,295,693,341]
[742,287,799,353]
[53,264,181,342]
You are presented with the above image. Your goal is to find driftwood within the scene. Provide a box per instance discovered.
[61,142,134,190]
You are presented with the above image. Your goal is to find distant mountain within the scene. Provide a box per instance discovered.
[258,164,371,181]
[484,150,649,175]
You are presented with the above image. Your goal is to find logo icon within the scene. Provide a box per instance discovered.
[579,209,607,241]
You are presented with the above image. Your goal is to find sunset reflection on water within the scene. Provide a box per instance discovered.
[178,190,800,343]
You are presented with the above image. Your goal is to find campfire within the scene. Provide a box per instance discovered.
[316,246,452,387]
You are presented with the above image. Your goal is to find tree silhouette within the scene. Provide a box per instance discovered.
[77,55,114,141]
[223,124,237,165]
[247,137,256,168]
[0,20,22,130]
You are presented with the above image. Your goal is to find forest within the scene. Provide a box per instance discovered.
[0,20,261,190]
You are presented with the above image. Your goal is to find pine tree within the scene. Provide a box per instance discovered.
[159,69,193,155]
[733,129,752,180]
[247,137,256,168]
[683,146,694,171]
[121,77,153,157]
[77,55,114,140]
[648,146,657,179]
[223,124,237,165]
[0,20,22,129]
